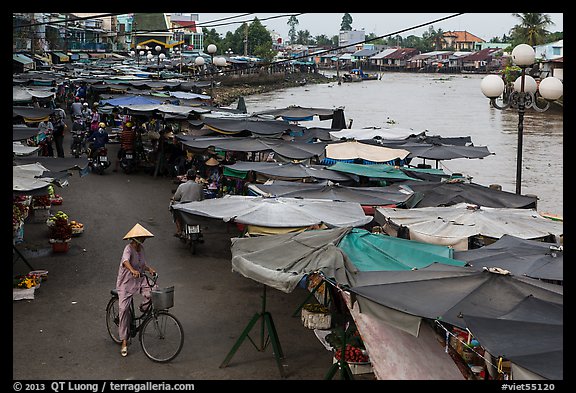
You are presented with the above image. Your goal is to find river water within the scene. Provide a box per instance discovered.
[238,71,563,217]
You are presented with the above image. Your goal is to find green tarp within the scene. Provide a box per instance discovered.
[337,228,467,271]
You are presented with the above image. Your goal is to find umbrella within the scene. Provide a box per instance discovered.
[172,195,372,228]
[454,234,563,282]
[463,296,563,380]
[374,203,564,250]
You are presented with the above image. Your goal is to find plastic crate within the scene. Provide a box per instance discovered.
[152,286,174,309]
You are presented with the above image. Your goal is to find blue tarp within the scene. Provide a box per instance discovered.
[99,95,164,107]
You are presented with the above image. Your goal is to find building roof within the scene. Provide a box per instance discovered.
[384,48,419,60]
[461,47,501,61]
[172,20,197,32]
[371,48,398,59]
[443,30,485,43]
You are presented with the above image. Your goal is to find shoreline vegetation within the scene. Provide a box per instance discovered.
[212,72,334,107]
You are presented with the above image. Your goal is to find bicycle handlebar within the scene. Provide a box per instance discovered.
[142,271,158,287]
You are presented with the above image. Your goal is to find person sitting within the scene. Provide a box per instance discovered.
[170,169,205,237]
[113,121,136,172]
[86,122,109,159]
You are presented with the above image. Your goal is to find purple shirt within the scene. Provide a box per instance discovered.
[116,243,147,294]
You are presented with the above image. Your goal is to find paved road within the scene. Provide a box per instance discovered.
[13,143,366,382]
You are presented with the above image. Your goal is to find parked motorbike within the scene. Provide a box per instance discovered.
[89,146,111,175]
[71,115,86,132]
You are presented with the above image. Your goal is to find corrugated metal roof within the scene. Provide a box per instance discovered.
[13,54,34,64]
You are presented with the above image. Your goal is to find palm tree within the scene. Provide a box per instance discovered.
[509,13,554,46]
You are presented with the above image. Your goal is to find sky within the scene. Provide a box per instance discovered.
[195,13,563,42]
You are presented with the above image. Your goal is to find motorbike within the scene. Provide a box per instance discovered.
[170,200,204,255]
[119,148,138,174]
[70,130,87,158]
[181,223,204,255]
[89,146,111,175]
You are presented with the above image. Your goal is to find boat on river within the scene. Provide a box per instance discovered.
[342,68,380,82]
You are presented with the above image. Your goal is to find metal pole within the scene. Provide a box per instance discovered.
[516,68,526,195]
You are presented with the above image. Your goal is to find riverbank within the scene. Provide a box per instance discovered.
[212,72,334,107]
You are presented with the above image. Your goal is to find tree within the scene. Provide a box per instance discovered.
[509,13,554,47]
[314,34,333,46]
[340,13,353,31]
[296,30,313,45]
[288,15,299,45]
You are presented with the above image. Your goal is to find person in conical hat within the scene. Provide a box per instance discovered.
[116,223,157,357]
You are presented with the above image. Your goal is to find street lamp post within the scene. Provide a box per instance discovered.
[194,56,205,80]
[480,43,563,195]
[207,44,218,104]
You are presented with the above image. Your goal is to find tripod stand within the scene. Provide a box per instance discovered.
[220,284,286,377]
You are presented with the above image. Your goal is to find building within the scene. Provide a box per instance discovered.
[442,31,485,51]
[339,30,365,53]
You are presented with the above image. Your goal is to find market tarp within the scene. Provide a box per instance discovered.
[201,117,306,137]
[347,263,563,334]
[230,227,355,293]
[13,163,60,195]
[248,180,415,207]
[453,234,563,282]
[255,105,343,124]
[99,95,165,107]
[177,136,327,160]
[13,125,40,141]
[122,103,210,117]
[338,228,467,271]
[402,180,538,209]
[13,106,55,123]
[374,203,563,250]
[463,296,563,380]
[329,127,423,141]
[368,140,493,161]
[14,156,90,173]
[223,162,354,182]
[13,142,40,156]
[324,140,410,163]
[13,86,56,103]
[172,195,373,228]
[326,162,448,181]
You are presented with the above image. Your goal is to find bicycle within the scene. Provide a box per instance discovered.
[105,272,184,362]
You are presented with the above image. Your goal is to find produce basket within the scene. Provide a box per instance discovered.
[333,344,372,375]
[301,303,331,330]
[152,286,174,309]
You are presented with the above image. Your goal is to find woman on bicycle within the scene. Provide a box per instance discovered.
[116,223,157,357]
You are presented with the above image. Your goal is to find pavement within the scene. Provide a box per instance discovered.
[12,142,377,382]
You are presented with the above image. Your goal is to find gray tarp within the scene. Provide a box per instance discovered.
[172,195,373,228]
[224,162,354,182]
[248,180,415,207]
[202,117,305,137]
[454,234,563,282]
[230,227,355,293]
[402,180,538,209]
[13,125,40,141]
[374,203,564,250]
[463,297,563,380]
[177,136,327,160]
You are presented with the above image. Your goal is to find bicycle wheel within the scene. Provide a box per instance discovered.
[105,296,122,344]
[139,310,184,362]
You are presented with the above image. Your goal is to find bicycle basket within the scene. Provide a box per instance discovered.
[151,286,174,309]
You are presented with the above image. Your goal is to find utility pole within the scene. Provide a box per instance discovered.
[243,23,248,56]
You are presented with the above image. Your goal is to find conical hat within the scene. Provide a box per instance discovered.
[205,157,219,166]
[123,223,154,240]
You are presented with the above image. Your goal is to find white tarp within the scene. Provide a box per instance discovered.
[374,203,563,250]
[329,127,420,141]
[325,140,410,162]
[173,195,373,228]
[13,142,40,156]
[13,163,54,192]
